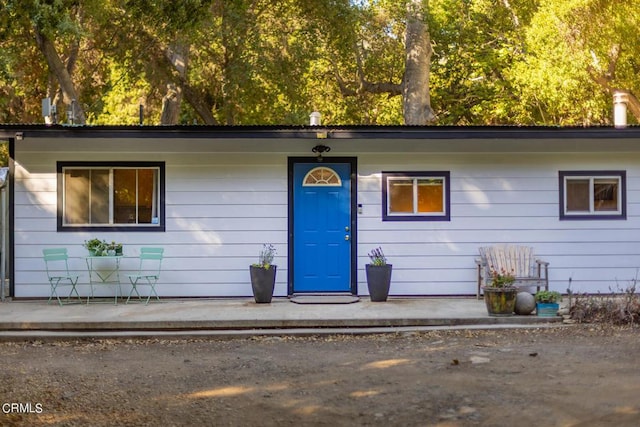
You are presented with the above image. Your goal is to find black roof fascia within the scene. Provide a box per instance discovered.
[1,124,640,140]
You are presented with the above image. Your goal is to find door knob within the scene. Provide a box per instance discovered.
[345,235,350,241]
[345,226,350,232]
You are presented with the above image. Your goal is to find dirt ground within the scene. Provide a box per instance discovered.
[1,324,640,427]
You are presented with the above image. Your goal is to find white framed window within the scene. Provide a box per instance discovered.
[58,162,165,231]
[559,171,626,220]
[382,172,450,221]
[303,167,342,186]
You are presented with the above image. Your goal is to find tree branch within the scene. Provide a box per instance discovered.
[146,35,218,125]
[33,27,86,124]
[587,44,640,120]
[360,81,402,96]
[332,51,402,98]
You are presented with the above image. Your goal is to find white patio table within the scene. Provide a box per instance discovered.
[85,254,124,304]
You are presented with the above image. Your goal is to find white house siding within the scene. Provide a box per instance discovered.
[355,152,640,296]
[14,148,290,298]
[12,135,640,298]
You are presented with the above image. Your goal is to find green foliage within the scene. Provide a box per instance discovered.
[488,268,516,288]
[505,0,639,125]
[0,142,8,167]
[82,238,123,256]
[83,238,107,255]
[535,290,562,303]
[90,66,155,125]
[0,0,638,125]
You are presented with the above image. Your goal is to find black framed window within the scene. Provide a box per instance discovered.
[382,171,450,221]
[57,161,165,231]
[559,171,626,220]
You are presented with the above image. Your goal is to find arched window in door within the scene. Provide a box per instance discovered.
[302,167,342,186]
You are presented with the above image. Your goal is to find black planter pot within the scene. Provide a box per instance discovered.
[249,265,277,303]
[365,264,393,302]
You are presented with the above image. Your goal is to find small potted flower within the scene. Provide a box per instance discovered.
[106,241,124,256]
[535,290,562,317]
[365,247,392,302]
[249,244,277,303]
[483,267,517,316]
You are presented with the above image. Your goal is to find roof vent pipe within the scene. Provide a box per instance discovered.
[613,91,629,128]
[309,111,321,126]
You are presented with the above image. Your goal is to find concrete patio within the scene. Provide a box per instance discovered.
[0,296,564,339]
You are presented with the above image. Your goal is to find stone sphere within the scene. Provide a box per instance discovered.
[515,292,536,315]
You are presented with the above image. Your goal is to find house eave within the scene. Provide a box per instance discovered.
[3,123,640,139]
[3,124,640,154]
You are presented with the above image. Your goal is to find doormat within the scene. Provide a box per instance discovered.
[290,294,360,304]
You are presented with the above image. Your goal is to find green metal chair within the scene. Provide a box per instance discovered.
[43,248,82,306]
[126,247,164,305]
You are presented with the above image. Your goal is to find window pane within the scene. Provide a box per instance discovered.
[417,179,444,213]
[64,169,109,224]
[90,170,109,224]
[114,169,137,224]
[566,179,589,211]
[137,169,157,223]
[389,179,414,213]
[303,167,341,186]
[59,162,163,230]
[64,169,90,224]
[594,179,618,211]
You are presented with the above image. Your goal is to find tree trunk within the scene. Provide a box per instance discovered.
[403,0,435,125]
[160,84,182,125]
[156,43,218,125]
[181,84,218,125]
[34,28,86,124]
[623,91,640,120]
[160,43,187,125]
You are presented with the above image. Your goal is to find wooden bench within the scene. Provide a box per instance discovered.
[476,245,549,299]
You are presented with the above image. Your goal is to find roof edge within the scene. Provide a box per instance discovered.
[1,123,640,139]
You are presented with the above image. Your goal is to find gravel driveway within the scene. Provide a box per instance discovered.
[1,325,639,426]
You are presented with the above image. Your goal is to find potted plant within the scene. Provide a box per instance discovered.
[106,241,124,256]
[365,247,392,302]
[483,268,518,316]
[83,238,106,256]
[249,244,277,303]
[535,290,562,317]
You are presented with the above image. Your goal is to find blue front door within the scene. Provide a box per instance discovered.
[293,162,352,293]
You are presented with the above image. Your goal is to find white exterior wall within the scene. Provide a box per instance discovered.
[14,150,289,298]
[13,140,640,298]
[356,152,640,296]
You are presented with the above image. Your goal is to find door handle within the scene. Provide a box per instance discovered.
[345,235,350,241]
